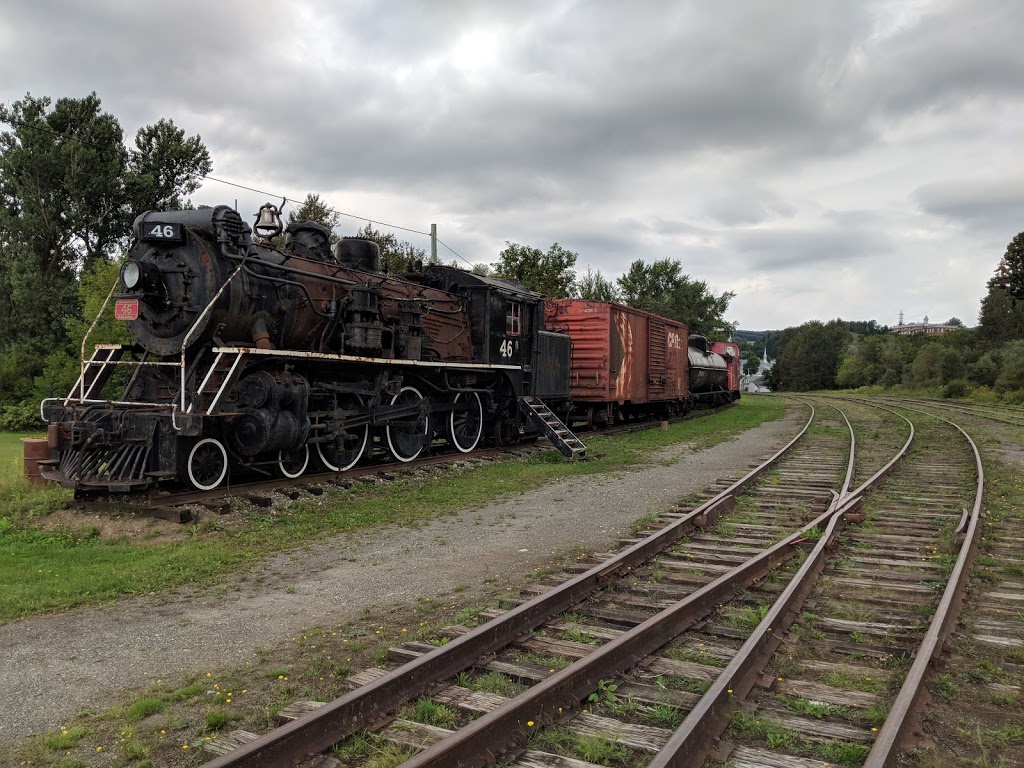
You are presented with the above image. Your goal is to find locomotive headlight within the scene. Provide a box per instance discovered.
[121,261,142,290]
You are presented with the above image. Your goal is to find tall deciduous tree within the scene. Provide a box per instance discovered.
[0,91,212,403]
[616,258,734,337]
[0,93,127,353]
[576,267,619,301]
[773,319,851,391]
[355,223,432,276]
[978,283,1024,343]
[126,118,211,211]
[492,242,577,297]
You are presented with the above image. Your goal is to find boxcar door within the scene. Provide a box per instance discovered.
[648,318,666,400]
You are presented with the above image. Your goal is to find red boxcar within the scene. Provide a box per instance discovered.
[545,299,690,425]
[710,340,742,400]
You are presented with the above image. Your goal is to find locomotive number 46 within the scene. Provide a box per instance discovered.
[498,339,516,358]
[141,222,185,242]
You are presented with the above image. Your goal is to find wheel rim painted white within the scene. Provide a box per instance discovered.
[187,437,228,491]
[386,385,428,462]
[277,444,309,478]
[316,395,369,471]
[449,392,483,453]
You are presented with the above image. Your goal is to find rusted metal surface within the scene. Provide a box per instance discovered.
[401,498,830,768]
[199,404,815,768]
[710,341,742,395]
[545,299,689,406]
[862,407,985,768]
[648,403,915,767]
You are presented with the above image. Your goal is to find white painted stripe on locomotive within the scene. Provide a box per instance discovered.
[211,346,523,371]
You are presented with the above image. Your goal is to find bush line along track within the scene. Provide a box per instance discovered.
[200,399,983,767]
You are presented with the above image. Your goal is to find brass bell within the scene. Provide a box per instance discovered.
[253,203,283,237]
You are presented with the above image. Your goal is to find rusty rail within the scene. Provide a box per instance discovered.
[647,400,914,767]
[200,403,816,767]
[862,405,984,767]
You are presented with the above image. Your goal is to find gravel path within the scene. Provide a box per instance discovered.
[0,406,801,742]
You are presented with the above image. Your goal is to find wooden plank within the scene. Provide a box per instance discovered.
[202,729,260,756]
[795,659,893,682]
[149,505,192,523]
[730,745,858,767]
[277,700,326,723]
[647,656,726,681]
[382,719,605,768]
[432,684,672,752]
[754,705,874,742]
[569,712,670,752]
[615,680,700,710]
[772,679,881,708]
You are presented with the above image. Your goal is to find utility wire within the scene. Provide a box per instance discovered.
[0,111,477,267]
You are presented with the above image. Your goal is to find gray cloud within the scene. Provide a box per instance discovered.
[1,0,1020,328]
[914,176,1024,236]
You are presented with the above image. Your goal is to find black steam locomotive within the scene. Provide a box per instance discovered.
[41,205,575,493]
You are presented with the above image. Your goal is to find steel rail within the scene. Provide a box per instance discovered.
[400,402,862,768]
[862,405,985,767]
[200,403,816,767]
[402,499,840,768]
[648,401,915,767]
[408,401,905,768]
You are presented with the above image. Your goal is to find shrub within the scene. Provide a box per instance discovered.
[0,400,44,431]
[942,379,969,399]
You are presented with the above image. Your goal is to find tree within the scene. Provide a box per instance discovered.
[995,340,1024,393]
[126,118,210,211]
[289,193,340,236]
[0,91,212,408]
[944,317,964,327]
[743,356,761,376]
[989,231,1024,300]
[616,258,734,337]
[773,319,851,391]
[355,223,431,276]
[0,93,128,354]
[493,242,577,297]
[978,284,1024,343]
[576,267,619,301]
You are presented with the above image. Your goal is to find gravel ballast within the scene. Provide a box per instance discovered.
[0,405,801,741]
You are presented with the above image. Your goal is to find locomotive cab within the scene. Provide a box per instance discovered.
[421,266,573,438]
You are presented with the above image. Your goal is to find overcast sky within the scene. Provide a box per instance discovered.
[3,0,1022,330]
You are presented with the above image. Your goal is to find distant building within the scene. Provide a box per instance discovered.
[891,311,959,337]
[742,346,773,393]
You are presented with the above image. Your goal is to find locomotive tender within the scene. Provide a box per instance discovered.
[40,204,738,494]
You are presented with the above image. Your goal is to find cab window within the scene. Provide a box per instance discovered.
[506,302,521,336]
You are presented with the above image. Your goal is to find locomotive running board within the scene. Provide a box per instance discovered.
[518,396,586,460]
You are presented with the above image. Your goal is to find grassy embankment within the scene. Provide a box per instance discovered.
[0,396,787,622]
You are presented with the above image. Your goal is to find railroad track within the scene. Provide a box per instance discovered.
[187,400,856,764]
[872,396,1024,428]
[193,398,989,767]
[68,404,735,520]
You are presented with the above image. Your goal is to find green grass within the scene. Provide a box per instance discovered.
[0,398,786,621]
[0,432,72,518]
[123,696,165,722]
